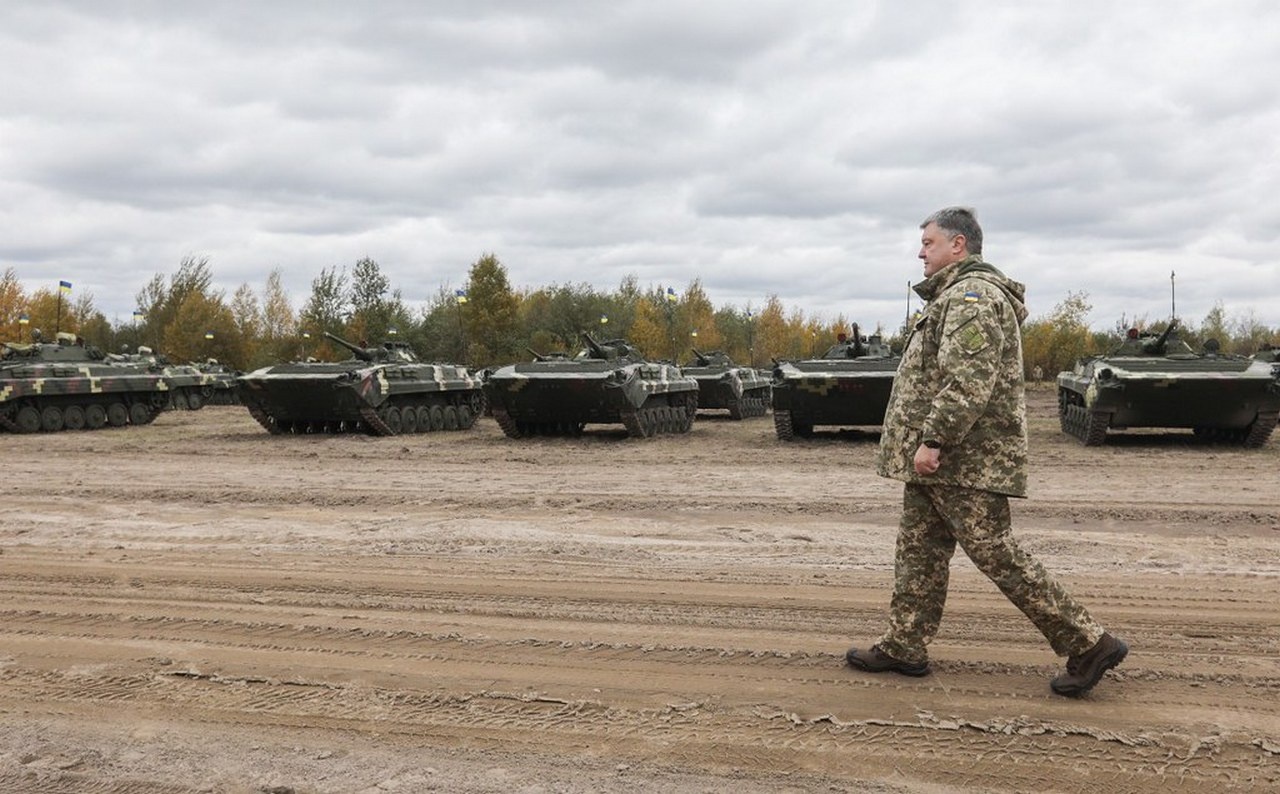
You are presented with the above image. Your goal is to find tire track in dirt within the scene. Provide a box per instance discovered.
[3,392,1279,792]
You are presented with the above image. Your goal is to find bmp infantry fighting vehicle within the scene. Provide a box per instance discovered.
[189,359,241,405]
[1,331,190,433]
[236,332,485,435]
[681,349,771,419]
[106,346,229,410]
[771,326,900,440]
[485,334,699,438]
[1057,320,1280,447]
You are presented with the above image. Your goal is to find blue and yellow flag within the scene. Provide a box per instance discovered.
[59,280,72,294]
[204,331,215,340]
[455,289,468,304]
[132,310,144,322]
[665,287,677,302]
[18,312,29,325]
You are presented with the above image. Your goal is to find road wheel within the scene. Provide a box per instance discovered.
[107,403,129,427]
[129,403,151,425]
[16,406,41,433]
[63,405,87,430]
[41,405,65,432]
[85,404,107,429]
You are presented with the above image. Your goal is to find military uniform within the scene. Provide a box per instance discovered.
[874,255,1104,664]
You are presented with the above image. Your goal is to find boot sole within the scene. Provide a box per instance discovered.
[1050,642,1129,696]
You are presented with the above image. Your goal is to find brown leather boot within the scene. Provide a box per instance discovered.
[1050,632,1128,696]
[845,644,930,677]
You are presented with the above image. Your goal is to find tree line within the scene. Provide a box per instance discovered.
[3,259,1276,379]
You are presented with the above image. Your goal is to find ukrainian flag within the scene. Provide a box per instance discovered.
[455,289,468,304]
[204,331,215,340]
[665,287,677,302]
[59,280,72,294]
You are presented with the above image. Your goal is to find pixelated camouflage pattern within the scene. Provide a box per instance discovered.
[876,484,1104,663]
[876,255,1030,497]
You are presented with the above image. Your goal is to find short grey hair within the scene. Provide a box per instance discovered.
[921,206,983,255]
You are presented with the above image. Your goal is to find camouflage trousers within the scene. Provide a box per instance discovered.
[877,483,1104,664]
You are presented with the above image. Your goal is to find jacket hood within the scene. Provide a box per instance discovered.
[915,255,1028,325]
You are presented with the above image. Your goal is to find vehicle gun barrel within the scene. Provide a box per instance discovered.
[1144,319,1179,354]
[324,332,374,362]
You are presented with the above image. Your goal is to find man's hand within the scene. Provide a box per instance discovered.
[914,444,941,475]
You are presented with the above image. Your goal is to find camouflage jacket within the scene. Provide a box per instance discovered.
[876,255,1030,497]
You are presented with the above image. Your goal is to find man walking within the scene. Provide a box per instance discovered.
[846,207,1127,697]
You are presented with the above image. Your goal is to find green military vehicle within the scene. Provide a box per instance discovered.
[681,349,771,419]
[1057,320,1280,447]
[485,334,699,438]
[237,332,485,435]
[770,326,899,440]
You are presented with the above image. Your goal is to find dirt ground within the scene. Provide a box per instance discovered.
[2,386,1277,794]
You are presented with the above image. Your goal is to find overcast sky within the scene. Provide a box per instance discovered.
[4,1,1278,334]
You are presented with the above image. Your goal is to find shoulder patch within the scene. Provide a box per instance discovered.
[963,290,981,302]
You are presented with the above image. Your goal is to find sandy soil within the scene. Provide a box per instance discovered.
[2,386,1278,794]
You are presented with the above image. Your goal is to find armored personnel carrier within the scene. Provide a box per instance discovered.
[1,331,175,432]
[771,326,899,440]
[191,359,241,405]
[106,346,227,410]
[236,333,485,435]
[681,349,771,419]
[485,334,699,438]
[1057,320,1280,447]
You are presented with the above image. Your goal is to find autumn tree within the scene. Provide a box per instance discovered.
[627,293,667,358]
[299,266,348,360]
[135,256,218,354]
[755,295,790,362]
[162,291,244,366]
[255,269,298,366]
[1,268,25,341]
[463,253,520,366]
[676,279,722,363]
[1022,291,1095,380]
[346,257,410,344]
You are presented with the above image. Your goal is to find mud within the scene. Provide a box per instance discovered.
[2,387,1277,793]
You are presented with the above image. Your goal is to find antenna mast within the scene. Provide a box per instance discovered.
[1170,270,1177,321]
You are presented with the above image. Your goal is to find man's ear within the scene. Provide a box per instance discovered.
[951,233,967,254]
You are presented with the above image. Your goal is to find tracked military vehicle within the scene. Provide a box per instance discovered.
[236,332,485,435]
[1057,320,1280,447]
[106,346,228,410]
[1,332,178,433]
[681,349,771,419]
[771,326,899,440]
[485,334,699,438]
[191,359,241,405]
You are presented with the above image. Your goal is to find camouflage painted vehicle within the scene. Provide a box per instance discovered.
[105,346,228,410]
[485,334,699,438]
[1,332,180,433]
[681,349,771,419]
[1057,320,1280,447]
[236,332,485,435]
[771,326,900,440]
[191,359,241,405]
